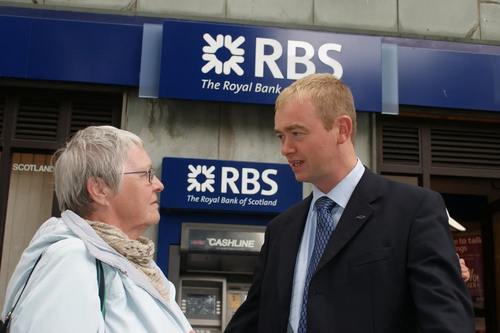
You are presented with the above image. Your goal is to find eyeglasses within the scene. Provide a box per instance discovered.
[123,167,155,184]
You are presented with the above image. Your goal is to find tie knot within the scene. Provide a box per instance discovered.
[315,196,336,212]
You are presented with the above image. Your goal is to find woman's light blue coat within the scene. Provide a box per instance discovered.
[1,210,193,333]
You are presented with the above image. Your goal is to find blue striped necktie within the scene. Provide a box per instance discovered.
[297,196,336,333]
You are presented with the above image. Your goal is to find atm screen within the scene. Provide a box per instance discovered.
[186,294,216,315]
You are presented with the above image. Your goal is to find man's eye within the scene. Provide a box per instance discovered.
[293,132,302,136]
[276,135,284,140]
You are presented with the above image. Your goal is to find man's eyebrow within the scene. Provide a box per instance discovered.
[274,124,308,134]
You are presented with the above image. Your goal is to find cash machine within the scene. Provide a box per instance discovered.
[158,157,303,333]
[172,222,265,333]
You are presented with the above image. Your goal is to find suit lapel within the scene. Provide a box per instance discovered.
[315,168,382,273]
[277,195,312,311]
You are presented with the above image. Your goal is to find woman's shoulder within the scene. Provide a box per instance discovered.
[41,238,95,268]
[46,237,86,253]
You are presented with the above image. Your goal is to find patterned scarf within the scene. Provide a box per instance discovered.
[86,220,169,305]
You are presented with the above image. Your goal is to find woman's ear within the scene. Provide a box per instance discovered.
[86,177,109,206]
[336,115,353,144]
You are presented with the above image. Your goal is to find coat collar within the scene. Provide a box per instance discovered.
[62,210,174,310]
[315,167,381,273]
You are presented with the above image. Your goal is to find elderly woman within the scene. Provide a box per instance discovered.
[1,126,193,333]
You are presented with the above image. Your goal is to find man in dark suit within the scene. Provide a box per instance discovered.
[225,74,474,333]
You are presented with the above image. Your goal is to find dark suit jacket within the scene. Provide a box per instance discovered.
[225,168,475,333]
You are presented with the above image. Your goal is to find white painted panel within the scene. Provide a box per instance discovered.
[315,0,397,32]
[227,0,313,24]
[399,0,479,39]
[138,0,225,17]
[44,0,133,11]
[480,3,500,41]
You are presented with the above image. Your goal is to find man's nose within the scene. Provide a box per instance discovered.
[281,138,296,156]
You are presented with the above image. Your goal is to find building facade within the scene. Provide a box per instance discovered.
[0,0,499,332]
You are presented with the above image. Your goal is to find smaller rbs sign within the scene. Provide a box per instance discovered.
[160,157,302,213]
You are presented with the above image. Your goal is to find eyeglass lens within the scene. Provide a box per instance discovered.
[148,168,155,183]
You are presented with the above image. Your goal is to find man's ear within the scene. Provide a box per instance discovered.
[86,177,110,206]
[336,115,353,144]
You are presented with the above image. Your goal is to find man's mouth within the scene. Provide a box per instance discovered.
[291,161,303,167]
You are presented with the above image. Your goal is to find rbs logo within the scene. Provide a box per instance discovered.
[202,33,343,80]
[187,164,278,196]
[255,38,343,80]
[202,34,245,76]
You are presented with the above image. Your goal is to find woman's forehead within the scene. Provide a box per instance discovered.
[126,145,152,168]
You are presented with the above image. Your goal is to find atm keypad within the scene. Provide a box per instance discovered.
[181,299,187,313]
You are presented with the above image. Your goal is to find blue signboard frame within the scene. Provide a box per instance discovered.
[398,46,500,111]
[0,14,142,86]
[159,20,382,112]
[160,157,302,213]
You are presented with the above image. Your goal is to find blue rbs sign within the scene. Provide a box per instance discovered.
[160,157,302,213]
[159,20,382,112]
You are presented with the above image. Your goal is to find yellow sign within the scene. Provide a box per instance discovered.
[229,294,240,309]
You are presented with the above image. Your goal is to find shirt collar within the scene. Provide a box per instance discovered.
[312,158,365,209]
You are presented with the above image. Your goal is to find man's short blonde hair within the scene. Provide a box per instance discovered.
[275,73,357,142]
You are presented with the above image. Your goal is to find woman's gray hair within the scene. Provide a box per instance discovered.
[54,125,144,218]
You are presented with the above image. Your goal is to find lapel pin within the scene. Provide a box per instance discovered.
[356,215,366,220]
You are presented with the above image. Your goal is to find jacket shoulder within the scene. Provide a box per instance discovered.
[268,195,312,229]
[44,237,89,257]
[37,238,96,277]
[377,174,439,198]
[362,168,438,198]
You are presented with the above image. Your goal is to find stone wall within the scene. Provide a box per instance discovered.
[1,0,499,42]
